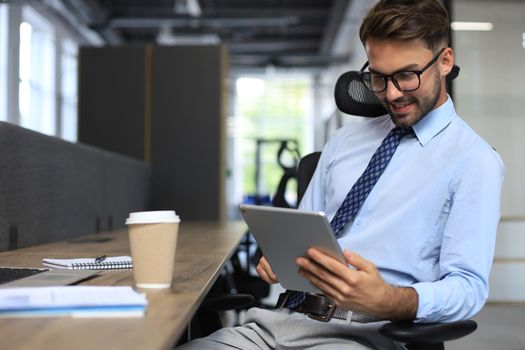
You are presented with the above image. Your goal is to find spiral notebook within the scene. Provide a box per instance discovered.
[42,256,133,270]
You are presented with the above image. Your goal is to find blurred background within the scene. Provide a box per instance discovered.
[0,1,524,348]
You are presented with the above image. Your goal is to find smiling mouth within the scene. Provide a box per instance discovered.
[389,101,415,114]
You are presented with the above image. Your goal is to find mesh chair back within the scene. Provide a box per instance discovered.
[334,71,387,117]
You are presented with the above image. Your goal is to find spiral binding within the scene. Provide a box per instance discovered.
[70,261,133,270]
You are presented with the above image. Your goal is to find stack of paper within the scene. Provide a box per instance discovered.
[0,286,147,318]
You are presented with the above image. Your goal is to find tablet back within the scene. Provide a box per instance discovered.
[239,204,345,293]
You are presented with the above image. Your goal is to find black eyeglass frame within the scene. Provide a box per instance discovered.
[358,47,447,93]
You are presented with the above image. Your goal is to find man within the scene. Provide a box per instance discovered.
[178,0,504,348]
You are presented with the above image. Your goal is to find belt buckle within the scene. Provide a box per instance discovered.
[307,302,335,322]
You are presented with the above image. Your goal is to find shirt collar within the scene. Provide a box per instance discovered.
[412,95,456,147]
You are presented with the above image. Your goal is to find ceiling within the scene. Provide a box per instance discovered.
[56,0,354,69]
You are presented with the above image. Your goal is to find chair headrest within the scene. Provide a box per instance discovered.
[334,65,460,117]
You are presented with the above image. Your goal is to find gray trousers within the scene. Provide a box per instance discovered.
[177,307,406,350]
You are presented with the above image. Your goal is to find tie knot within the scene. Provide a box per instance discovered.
[392,126,413,137]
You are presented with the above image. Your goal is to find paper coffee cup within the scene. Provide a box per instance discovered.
[126,211,180,289]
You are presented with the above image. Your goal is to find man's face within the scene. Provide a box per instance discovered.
[364,39,451,127]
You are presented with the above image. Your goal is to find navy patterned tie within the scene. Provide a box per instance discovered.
[284,126,413,309]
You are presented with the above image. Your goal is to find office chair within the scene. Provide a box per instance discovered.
[271,140,301,209]
[292,65,477,350]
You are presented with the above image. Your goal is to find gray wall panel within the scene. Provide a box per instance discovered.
[0,123,104,249]
[151,46,223,221]
[0,122,151,251]
[78,45,226,222]
[104,152,152,229]
[78,46,146,160]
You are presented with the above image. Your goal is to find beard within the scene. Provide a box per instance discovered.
[382,69,442,127]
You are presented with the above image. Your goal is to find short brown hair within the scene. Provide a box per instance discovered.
[359,0,449,52]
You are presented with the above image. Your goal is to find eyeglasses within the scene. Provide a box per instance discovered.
[358,48,446,93]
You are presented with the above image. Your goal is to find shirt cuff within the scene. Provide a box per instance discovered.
[411,281,437,323]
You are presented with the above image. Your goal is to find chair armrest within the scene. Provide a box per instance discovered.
[379,320,477,344]
[200,294,255,312]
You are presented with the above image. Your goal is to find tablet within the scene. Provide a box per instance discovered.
[238,204,345,293]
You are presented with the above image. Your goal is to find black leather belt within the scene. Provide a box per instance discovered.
[277,292,383,323]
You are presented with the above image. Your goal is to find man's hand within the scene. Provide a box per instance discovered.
[256,256,279,284]
[296,248,418,320]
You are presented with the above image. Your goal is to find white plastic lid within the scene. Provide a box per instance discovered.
[125,210,180,225]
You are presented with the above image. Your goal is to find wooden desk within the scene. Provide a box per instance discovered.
[0,221,247,350]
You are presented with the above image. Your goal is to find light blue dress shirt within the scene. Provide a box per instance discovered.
[299,97,504,323]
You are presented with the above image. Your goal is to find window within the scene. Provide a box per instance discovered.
[0,4,7,122]
[60,39,78,142]
[230,75,313,215]
[19,7,56,136]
